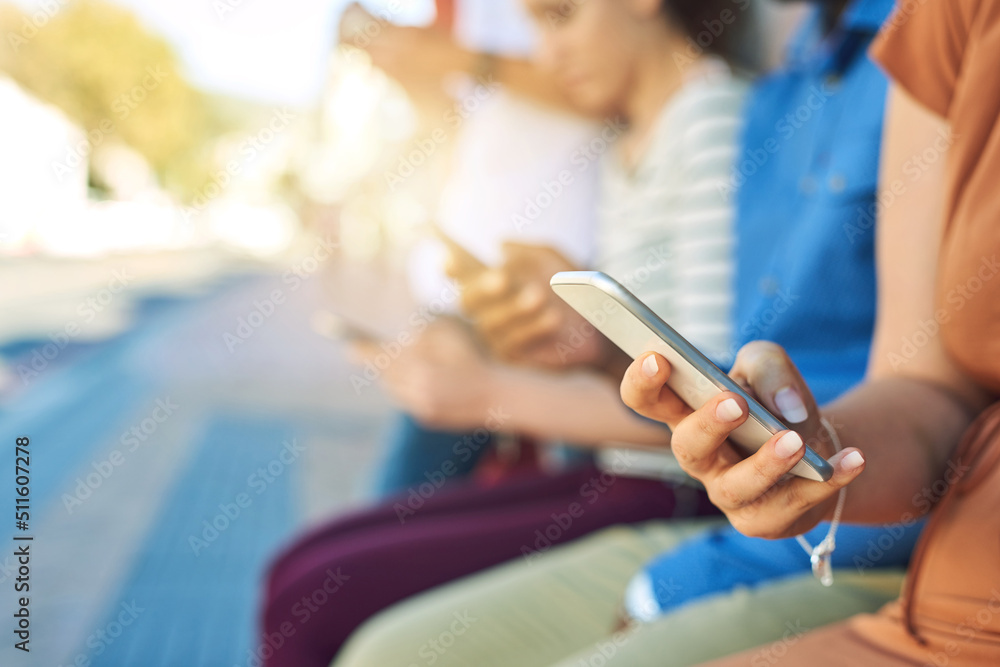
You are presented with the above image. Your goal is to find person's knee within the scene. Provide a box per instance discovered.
[262,553,292,606]
[332,621,398,667]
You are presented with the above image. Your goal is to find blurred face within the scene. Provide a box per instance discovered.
[523,0,653,116]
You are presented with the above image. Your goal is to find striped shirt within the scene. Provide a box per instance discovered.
[595,60,748,481]
[597,61,748,366]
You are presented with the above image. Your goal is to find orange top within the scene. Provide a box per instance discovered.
[872,0,1000,394]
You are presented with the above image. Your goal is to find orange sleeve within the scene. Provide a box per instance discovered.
[870,0,980,119]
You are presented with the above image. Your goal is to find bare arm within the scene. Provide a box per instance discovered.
[351,21,577,113]
[489,366,671,448]
[817,83,991,522]
[355,318,669,448]
[812,377,979,524]
[485,55,576,112]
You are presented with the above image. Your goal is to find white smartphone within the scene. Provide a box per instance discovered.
[550,271,833,482]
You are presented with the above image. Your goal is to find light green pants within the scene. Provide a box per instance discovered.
[333,520,905,667]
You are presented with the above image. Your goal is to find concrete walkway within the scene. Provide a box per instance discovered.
[0,251,405,666]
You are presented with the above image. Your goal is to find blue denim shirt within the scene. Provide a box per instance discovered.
[729,0,895,404]
[628,0,924,621]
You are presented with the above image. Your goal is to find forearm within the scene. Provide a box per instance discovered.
[828,85,992,524]
[431,0,573,112]
[435,47,576,111]
[822,376,980,524]
[490,365,671,447]
[487,56,578,113]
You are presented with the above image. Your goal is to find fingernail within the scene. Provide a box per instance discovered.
[841,451,865,471]
[775,386,809,424]
[518,285,543,308]
[716,398,743,422]
[775,431,804,459]
[642,355,659,377]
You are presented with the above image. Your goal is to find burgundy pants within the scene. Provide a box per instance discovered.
[260,464,714,667]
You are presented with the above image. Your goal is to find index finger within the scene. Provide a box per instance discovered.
[620,353,691,428]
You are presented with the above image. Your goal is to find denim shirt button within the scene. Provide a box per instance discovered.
[759,277,780,296]
[829,174,847,193]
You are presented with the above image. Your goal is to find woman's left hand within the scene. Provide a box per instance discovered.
[350,318,495,431]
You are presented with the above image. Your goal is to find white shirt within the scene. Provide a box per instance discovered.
[597,61,748,365]
[408,0,599,305]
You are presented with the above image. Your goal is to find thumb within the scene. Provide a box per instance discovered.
[730,341,821,435]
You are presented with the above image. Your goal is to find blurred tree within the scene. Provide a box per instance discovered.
[0,0,225,199]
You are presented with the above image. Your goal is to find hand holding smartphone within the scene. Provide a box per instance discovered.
[550,271,833,481]
[339,3,377,47]
[426,223,491,281]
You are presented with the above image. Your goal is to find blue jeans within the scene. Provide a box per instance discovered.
[639,520,926,615]
[370,413,492,498]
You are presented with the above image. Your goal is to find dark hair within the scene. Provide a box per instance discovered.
[662,0,759,72]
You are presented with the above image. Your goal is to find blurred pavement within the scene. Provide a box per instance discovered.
[0,248,405,666]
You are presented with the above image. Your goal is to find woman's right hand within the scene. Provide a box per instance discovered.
[620,341,868,539]
[449,243,614,370]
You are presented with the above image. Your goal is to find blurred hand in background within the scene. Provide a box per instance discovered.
[349,317,495,431]
[339,2,473,106]
[447,242,616,371]
[338,2,574,113]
